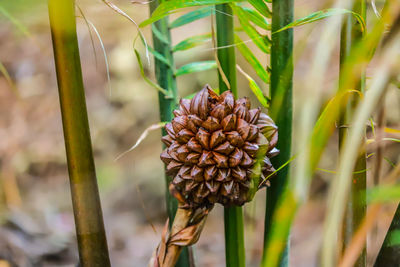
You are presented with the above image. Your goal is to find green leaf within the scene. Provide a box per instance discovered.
[148,45,173,68]
[235,5,270,30]
[138,34,173,68]
[134,49,172,97]
[170,6,214,28]
[172,33,211,52]
[175,60,217,76]
[235,35,270,84]
[247,0,271,18]
[140,0,243,27]
[274,8,366,34]
[387,230,400,247]
[236,65,269,108]
[0,5,32,38]
[152,24,170,44]
[232,5,270,53]
[368,185,400,204]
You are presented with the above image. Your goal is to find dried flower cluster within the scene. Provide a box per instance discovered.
[160,85,278,208]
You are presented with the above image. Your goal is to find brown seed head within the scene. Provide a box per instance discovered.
[161,85,279,208]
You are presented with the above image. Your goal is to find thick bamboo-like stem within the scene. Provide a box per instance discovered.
[48,0,111,266]
[262,0,293,266]
[215,4,245,267]
[339,1,366,266]
[149,1,190,266]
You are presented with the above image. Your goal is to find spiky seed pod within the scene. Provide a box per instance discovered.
[161,85,279,208]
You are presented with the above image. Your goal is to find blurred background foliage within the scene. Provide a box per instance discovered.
[0,0,399,266]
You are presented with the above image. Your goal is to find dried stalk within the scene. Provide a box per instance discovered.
[150,203,211,267]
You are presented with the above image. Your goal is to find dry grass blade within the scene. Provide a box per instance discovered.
[115,122,166,161]
[76,8,113,97]
[322,24,400,267]
[101,0,150,64]
[76,6,98,67]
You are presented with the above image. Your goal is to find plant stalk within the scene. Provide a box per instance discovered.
[215,4,244,267]
[149,1,190,266]
[163,208,193,267]
[339,1,366,266]
[48,0,111,265]
[262,0,293,266]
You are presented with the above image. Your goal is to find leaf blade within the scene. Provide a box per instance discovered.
[175,60,217,76]
[233,5,270,53]
[235,35,270,84]
[170,6,214,28]
[140,0,243,27]
[134,49,172,97]
[235,5,270,30]
[274,8,366,34]
[236,65,269,108]
[172,33,212,52]
[247,0,271,18]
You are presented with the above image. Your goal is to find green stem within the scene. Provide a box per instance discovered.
[216,4,237,96]
[262,0,293,266]
[215,4,244,267]
[339,1,366,266]
[48,0,111,266]
[149,1,190,266]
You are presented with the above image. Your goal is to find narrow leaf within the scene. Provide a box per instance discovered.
[0,5,31,38]
[140,0,243,27]
[175,60,217,76]
[235,35,270,84]
[148,45,173,68]
[152,23,170,45]
[274,8,366,34]
[134,49,172,97]
[172,33,211,52]
[139,34,173,68]
[235,5,270,30]
[385,127,400,135]
[236,65,269,108]
[247,0,271,18]
[233,5,270,53]
[368,185,400,204]
[170,6,214,28]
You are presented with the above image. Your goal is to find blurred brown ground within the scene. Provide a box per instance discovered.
[0,0,399,266]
